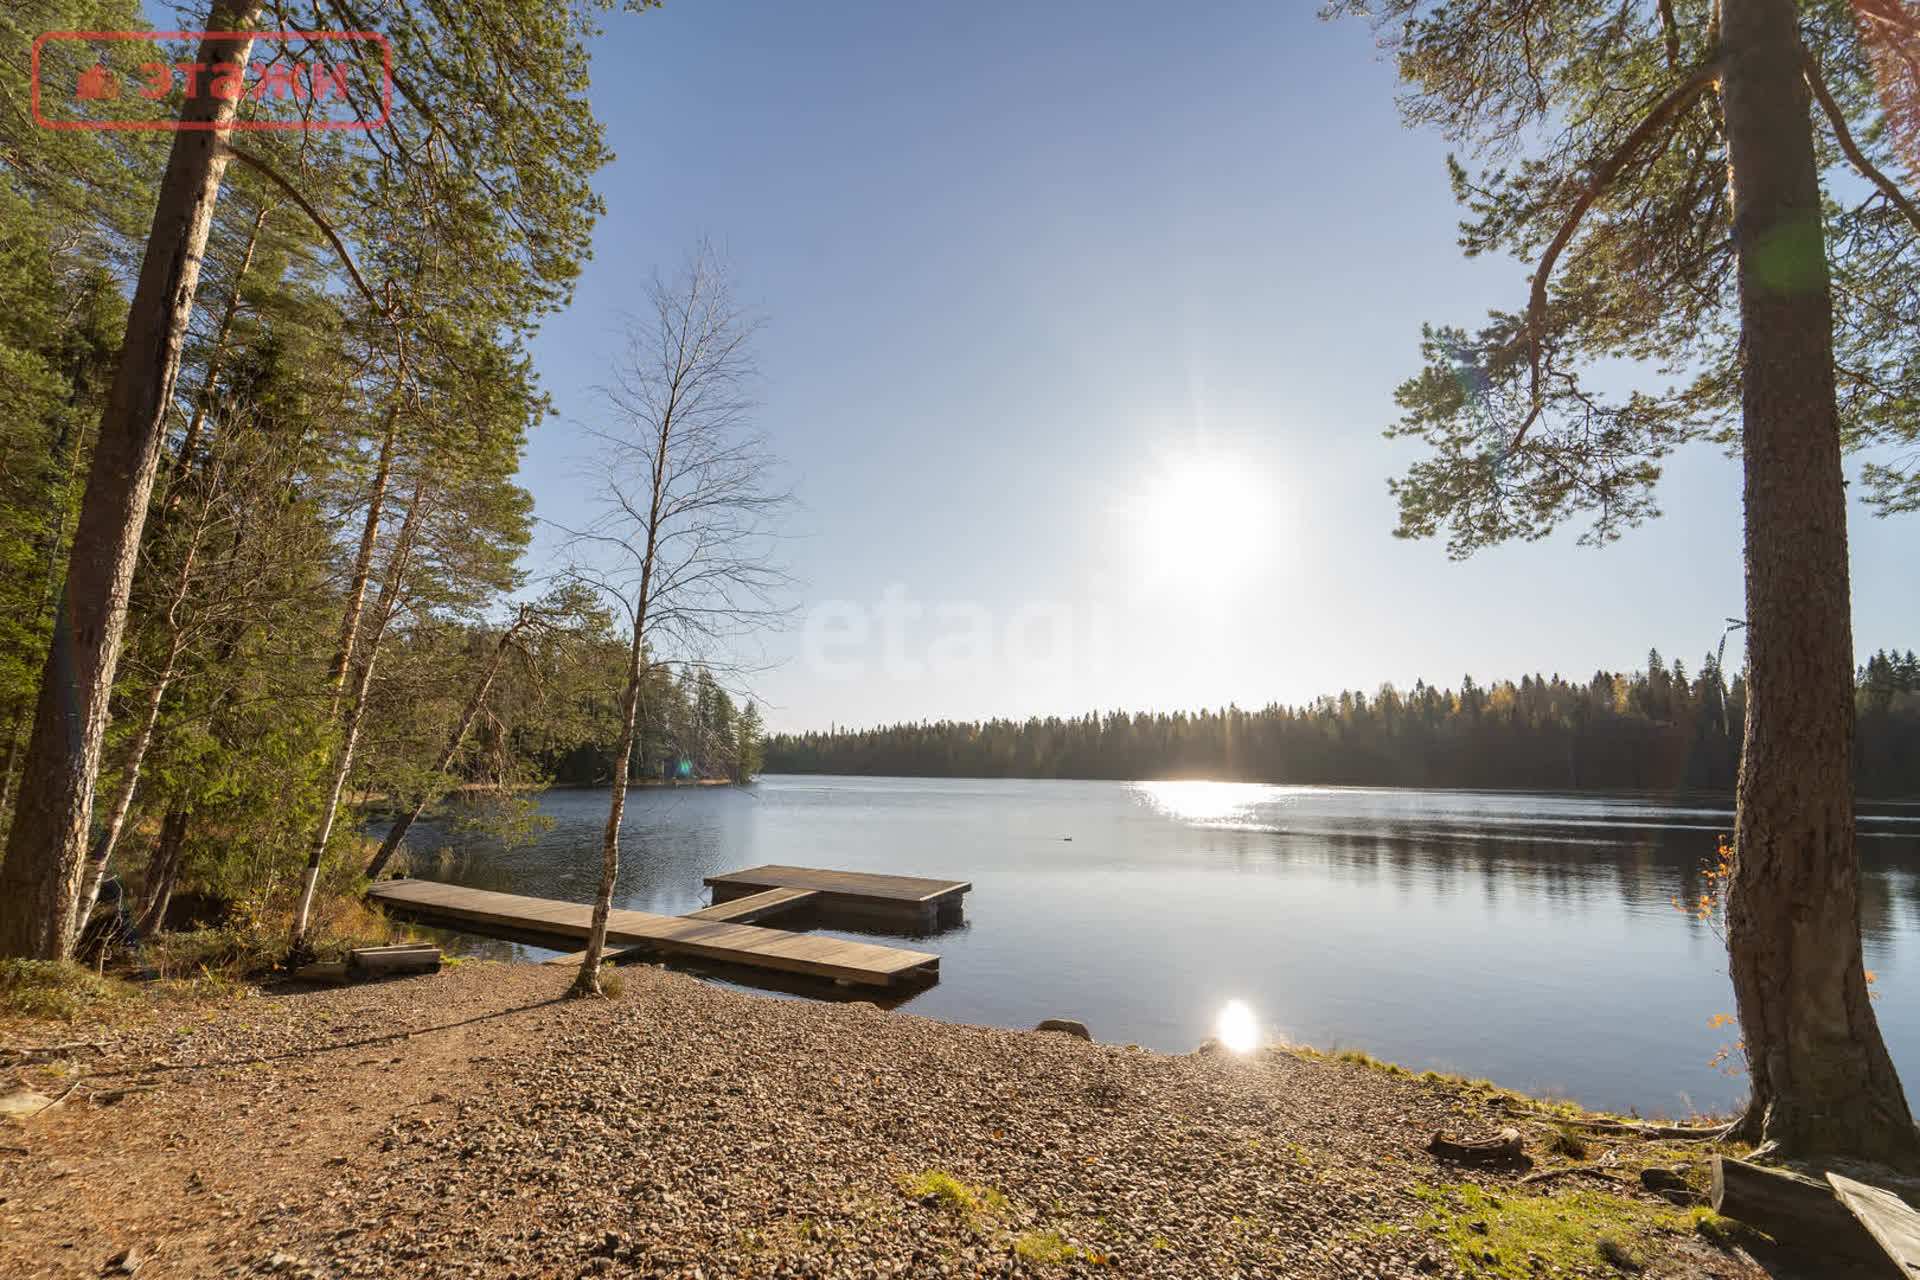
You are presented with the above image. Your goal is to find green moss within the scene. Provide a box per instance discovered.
[1012,1228,1084,1265]
[1685,1206,1758,1249]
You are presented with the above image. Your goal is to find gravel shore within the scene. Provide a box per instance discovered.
[3,962,1774,1279]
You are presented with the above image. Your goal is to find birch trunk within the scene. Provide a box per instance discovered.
[364,614,527,880]
[291,478,426,954]
[329,402,401,714]
[1719,0,1919,1166]
[72,458,227,937]
[170,203,267,492]
[571,622,646,997]
[133,800,191,938]
[572,458,667,997]
[0,9,266,960]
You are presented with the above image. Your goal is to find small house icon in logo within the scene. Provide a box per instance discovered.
[75,64,120,100]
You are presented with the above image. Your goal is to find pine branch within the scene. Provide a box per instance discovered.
[1511,61,1720,450]
[223,145,382,313]
[1802,51,1920,238]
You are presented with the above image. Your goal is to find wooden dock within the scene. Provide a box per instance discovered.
[366,874,948,988]
[706,865,971,931]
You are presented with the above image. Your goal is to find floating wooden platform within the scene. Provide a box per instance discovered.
[706,864,971,931]
[366,877,941,987]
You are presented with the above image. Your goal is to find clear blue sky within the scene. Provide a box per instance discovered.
[493,1,1917,733]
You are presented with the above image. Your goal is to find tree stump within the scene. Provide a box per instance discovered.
[1427,1127,1526,1166]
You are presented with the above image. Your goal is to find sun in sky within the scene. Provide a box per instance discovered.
[1121,449,1276,596]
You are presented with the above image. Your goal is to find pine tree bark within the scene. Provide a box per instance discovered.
[1719,0,1919,1167]
[0,10,265,960]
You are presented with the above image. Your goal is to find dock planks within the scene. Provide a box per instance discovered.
[367,878,938,986]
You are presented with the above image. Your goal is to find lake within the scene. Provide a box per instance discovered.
[390,775,1920,1117]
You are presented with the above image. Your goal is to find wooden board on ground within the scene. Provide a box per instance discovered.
[704,865,970,904]
[683,886,821,923]
[349,944,441,975]
[1828,1172,1920,1274]
[1711,1156,1889,1263]
[368,879,939,987]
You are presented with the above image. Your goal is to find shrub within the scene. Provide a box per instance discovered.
[0,959,130,1021]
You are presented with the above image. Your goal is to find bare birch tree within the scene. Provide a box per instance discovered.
[562,246,788,998]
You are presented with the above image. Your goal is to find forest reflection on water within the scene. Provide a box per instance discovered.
[395,776,1920,1116]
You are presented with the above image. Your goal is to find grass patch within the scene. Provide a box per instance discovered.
[599,973,626,1000]
[1403,1180,1700,1279]
[903,1169,1010,1220]
[1012,1228,1084,1265]
[1332,1047,1410,1076]
[1543,1125,1590,1159]
[0,959,133,1021]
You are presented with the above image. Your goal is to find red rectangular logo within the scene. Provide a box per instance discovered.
[31,30,392,131]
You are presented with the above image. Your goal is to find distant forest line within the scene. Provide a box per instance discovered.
[762,648,1920,799]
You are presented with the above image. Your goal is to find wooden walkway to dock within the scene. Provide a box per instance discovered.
[707,865,971,931]
[366,875,948,987]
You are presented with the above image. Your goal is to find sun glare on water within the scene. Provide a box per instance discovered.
[1216,1000,1260,1054]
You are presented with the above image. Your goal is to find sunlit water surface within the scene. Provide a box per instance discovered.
[391,776,1920,1116]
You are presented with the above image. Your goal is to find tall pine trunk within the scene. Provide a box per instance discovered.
[1720,0,1918,1166]
[0,10,265,960]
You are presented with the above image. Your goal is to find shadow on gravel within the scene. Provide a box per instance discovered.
[85,993,569,1078]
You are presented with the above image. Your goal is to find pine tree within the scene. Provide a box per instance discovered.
[1333,0,1918,1164]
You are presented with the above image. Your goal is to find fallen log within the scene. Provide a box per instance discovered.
[0,1041,108,1066]
[1428,1127,1526,1166]
[1501,1105,1729,1140]
[1711,1157,1885,1262]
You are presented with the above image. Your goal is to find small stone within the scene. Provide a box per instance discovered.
[0,1090,55,1117]
[1033,1019,1091,1040]
[104,1245,141,1273]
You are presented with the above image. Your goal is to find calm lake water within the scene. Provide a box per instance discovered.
[392,776,1920,1117]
